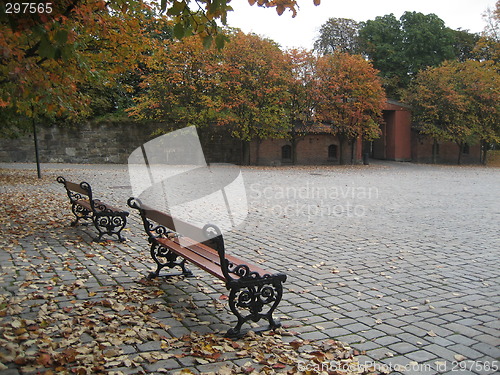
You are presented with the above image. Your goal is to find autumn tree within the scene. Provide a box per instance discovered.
[217,32,293,164]
[0,0,322,126]
[0,0,321,123]
[404,63,470,164]
[315,52,386,164]
[404,60,500,164]
[0,1,165,128]
[80,9,174,119]
[461,60,500,163]
[0,0,321,55]
[127,34,220,129]
[129,31,293,164]
[0,0,171,177]
[285,48,318,163]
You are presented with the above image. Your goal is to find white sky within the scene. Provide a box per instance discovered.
[227,0,497,50]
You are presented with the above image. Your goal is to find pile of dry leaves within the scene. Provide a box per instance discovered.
[0,169,70,245]
[0,282,380,374]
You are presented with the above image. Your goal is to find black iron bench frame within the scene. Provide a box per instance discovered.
[127,197,287,337]
[57,176,129,242]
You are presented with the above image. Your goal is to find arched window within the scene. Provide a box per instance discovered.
[281,145,292,162]
[328,144,338,160]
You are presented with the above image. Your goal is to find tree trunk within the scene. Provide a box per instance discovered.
[350,139,355,165]
[32,116,41,179]
[241,140,250,165]
[481,139,487,165]
[432,139,438,164]
[457,142,463,165]
[255,139,261,166]
[339,137,346,165]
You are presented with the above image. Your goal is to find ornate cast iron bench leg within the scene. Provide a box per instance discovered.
[93,212,128,242]
[225,275,286,338]
[147,241,193,279]
[70,202,92,227]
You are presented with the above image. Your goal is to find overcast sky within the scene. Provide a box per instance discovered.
[227,0,497,50]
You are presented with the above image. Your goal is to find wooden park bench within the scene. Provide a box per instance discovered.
[127,197,287,337]
[57,176,129,242]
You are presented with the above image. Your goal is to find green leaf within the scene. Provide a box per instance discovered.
[203,35,213,49]
[55,30,68,45]
[39,36,56,59]
[215,34,227,49]
[167,1,185,16]
[60,45,73,61]
[173,22,185,39]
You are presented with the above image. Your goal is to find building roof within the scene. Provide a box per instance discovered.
[384,99,412,111]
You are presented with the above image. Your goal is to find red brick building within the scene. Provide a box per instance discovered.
[372,99,412,162]
[375,100,481,164]
[411,134,482,164]
[248,100,409,165]
[250,135,346,166]
[249,128,363,166]
[246,100,482,165]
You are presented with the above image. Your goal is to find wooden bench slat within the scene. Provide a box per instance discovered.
[143,207,207,238]
[75,199,123,214]
[174,236,273,277]
[93,200,123,213]
[144,208,176,229]
[172,237,222,265]
[65,181,89,196]
[75,199,92,210]
[157,238,226,280]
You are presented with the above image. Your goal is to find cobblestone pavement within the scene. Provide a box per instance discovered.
[1,161,499,374]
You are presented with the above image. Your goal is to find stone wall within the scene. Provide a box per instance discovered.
[0,121,243,164]
[0,121,161,164]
